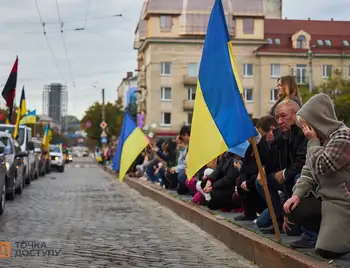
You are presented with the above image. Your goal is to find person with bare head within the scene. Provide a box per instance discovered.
[254,99,307,234]
[270,76,302,117]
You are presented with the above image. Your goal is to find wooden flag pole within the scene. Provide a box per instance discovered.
[240,93,281,242]
[250,139,281,242]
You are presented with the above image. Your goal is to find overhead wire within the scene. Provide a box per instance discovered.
[55,0,75,87]
[84,0,92,29]
[35,0,65,82]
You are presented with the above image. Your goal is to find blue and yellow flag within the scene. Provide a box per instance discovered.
[112,112,148,181]
[19,109,36,125]
[186,0,257,178]
[13,86,27,139]
[42,124,52,152]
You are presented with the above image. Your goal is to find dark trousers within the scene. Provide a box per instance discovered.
[236,177,266,217]
[208,189,234,210]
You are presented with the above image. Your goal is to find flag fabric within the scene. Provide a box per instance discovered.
[13,86,26,139]
[19,110,36,125]
[42,124,52,153]
[186,0,257,178]
[2,56,18,124]
[112,112,149,181]
[228,141,250,158]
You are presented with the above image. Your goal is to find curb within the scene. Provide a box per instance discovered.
[103,167,331,268]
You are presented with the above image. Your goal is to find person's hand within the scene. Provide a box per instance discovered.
[202,175,208,180]
[235,186,238,193]
[283,195,301,214]
[169,167,175,174]
[240,181,249,192]
[282,215,294,233]
[302,124,317,140]
[274,171,285,184]
[256,172,262,185]
[204,180,212,193]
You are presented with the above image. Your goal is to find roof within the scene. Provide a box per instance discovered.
[37,115,54,122]
[257,19,350,54]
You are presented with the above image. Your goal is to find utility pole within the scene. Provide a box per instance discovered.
[101,88,105,122]
[308,48,313,93]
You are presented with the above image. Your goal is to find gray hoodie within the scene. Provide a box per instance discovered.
[293,93,350,254]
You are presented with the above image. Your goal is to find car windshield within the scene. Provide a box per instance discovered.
[50,146,61,153]
[0,126,25,145]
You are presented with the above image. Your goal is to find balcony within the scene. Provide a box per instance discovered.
[183,75,197,85]
[139,78,146,89]
[183,100,194,111]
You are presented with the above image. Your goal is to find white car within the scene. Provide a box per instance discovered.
[49,145,65,172]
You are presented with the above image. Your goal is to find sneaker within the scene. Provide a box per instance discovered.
[290,237,316,249]
[234,214,256,221]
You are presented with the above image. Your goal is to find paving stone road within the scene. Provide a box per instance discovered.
[0,158,256,268]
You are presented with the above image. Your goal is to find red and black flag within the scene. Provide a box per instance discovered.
[2,56,18,124]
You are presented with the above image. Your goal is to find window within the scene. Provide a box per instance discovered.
[266,38,273,44]
[296,35,307,49]
[317,40,323,46]
[160,87,171,101]
[187,87,196,100]
[270,88,278,102]
[0,137,12,154]
[243,64,253,77]
[187,113,193,125]
[296,64,307,84]
[160,15,172,31]
[243,18,254,34]
[271,64,281,78]
[343,40,349,47]
[244,88,253,102]
[325,40,332,46]
[161,112,171,126]
[274,38,281,45]
[187,63,198,77]
[323,64,333,78]
[160,62,172,75]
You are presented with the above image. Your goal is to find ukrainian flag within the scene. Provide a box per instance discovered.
[186,0,257,178]
[13,86,27,139]
[112,112,148,181]
[19,109,36,125]
[42,124,52,152]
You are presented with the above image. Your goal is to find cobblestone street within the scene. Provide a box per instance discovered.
[0,158,256,268]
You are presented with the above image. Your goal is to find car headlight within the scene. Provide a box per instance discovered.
[5,162,10,171]
[55,157,59,161]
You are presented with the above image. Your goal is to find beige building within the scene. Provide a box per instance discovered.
[134,0,350,134]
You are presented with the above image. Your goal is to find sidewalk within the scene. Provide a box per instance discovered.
[104,166,348,268]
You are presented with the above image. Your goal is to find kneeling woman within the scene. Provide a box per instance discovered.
[199,149,240,211]
[284,93,350,259]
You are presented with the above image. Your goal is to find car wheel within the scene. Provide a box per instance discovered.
[16,176,23,194]
[26,171,31,185]
[0,183,6,215]
[7,177,15,201]
[59,165,65,173]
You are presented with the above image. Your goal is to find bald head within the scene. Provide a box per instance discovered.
[275,100,300,133]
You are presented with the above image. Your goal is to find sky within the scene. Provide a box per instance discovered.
[0,0,348,120]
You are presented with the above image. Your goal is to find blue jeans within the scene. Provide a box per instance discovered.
[255,173,284,228]
[157,168,166,186]
[146,159,159,182]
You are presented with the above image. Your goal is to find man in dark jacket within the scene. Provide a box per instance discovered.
[235,115,278,221]
[201,150,239,210]
[255,100,307,233]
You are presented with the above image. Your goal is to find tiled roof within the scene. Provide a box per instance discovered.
[257,19,350,54]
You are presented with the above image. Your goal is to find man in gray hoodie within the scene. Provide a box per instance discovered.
[284,93,350,259]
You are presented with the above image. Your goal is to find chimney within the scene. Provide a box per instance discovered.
[126,72,133,78]
[308,17,310,20]
[285,17,287,20]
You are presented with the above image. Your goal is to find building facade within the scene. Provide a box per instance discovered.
[117,72,138,108]
[134,0,350,134]
[42,83,68,124]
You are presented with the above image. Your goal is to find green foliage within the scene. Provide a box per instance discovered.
[81,100,124,144]
[300,73,350,126]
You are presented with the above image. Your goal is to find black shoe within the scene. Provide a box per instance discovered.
[234,214,256,221]
[259,222,283,234]
[290,238,316,249]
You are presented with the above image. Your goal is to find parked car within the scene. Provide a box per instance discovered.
[0,140,7,215]
[50,145,65,172]
[33,141,45,177]
[0,133,26,200]
[65,149,73,163]
[0,124,35,185]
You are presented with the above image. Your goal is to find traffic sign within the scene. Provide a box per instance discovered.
[100,121,107,129]
[101,137,108,144]
[101,131,107,137]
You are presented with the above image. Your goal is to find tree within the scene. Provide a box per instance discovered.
[81,101,124,144]
[299,71,350,126]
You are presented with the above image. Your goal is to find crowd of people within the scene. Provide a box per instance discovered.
[127,75,350,259]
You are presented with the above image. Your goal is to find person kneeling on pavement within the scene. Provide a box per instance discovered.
[255,100,307,234]
[283,93,350,259]
[197,149,240,211]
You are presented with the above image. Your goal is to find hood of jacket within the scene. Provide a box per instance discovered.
[297,93,344,139]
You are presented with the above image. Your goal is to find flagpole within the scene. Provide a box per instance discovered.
[33,123,36,137]
[240,93,281,242]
